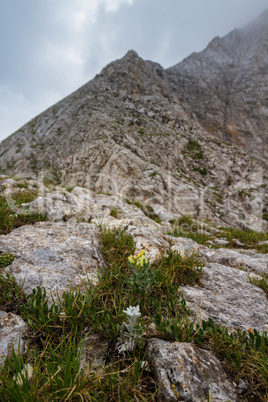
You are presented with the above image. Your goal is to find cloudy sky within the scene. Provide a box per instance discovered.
[0,0,267,142]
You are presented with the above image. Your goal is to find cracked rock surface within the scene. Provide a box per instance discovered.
[148,340,237,401]
[182,263,268,333]
[0,311,28,366]
[0,221,105,298]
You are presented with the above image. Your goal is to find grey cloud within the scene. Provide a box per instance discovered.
[0,0,267,142]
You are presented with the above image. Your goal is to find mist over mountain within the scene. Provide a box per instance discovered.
[167,8,268,163]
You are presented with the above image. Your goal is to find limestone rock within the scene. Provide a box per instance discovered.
[126,225,170,262]
[79,333,108,371]
[182,263,268,333]
[0,311,28,366]
[171,236,201,257]
[148,339,237,401]
[0,222,106,299]
[150,204,176,222]
[201,247,268,275]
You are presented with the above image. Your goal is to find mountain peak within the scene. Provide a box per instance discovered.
[123,49,140,59]
[259,8,268,20]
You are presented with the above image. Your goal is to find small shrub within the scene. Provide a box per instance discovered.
[249,274,268,298]
[0,253,15,268]
[186,140,204,159]
[262,213,268,222]
[110,207,119,218]
[0,194,47,235]
[193,167,208,176]
[152,250,204,287]
[12,189,38,206]
[0,273,27,314]
[16,181,29,189]
[124,198,161,223]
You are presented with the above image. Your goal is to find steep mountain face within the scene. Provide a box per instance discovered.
[0,13,267,231]
[167,9,268,163]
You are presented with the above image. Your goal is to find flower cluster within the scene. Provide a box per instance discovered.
[128,250,148,268]
[126,250,157,296]
[121,305,142,339]
[118,305,143,354]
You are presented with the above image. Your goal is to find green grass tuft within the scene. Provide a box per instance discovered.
[0,193,47,235]
[0,253,15,268]
[0,226,267,400]
[249,274,268,298]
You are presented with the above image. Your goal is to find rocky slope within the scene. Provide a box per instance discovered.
[167,9,268,164]
[0,177,267,400]
[0,44,267,230]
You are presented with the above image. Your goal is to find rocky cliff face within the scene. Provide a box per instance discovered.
[0,13,267,231]
[167,9,268,163]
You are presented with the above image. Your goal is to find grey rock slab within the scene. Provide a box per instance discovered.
[200,247,268,275]
[0,312,28,366]
[258,240,268,246]
[148,339,237,401]
[126,225,170,261]
[20,195,78,222]
[213,238,229,246]
[150,204,176,222]
[171,236,201,257]
[182,263,268,333]
[0,222,106,299]
[80,333,108,371]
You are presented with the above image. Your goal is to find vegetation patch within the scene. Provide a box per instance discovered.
[185,139,204,159]
[0,253,15,268]
[193,166,208,176]
[169,216,213,247]
[170,216,268,253]
[219,227,268,252]
[149,171,158,178]
[249,273,268,298]
[262,213,268,222]
[124,198,161,223]
[0,192,47,235]
[152,250,203,287]
[0,273,27,314]
[0,227,267,400]
[138,128,145,134]
[110,207,120,218]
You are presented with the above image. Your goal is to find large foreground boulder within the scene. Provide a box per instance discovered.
[148,339,237,401]
[182,263,268,333]
[0,221,106,299]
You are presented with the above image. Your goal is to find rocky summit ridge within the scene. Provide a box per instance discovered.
[167,8,268,163]
[0,11,268,231]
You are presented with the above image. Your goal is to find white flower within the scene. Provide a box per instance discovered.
[123,305,141,318]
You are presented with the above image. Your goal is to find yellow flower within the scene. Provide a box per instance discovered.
[128,255,135,264]
[137,255,148,268]
[137,250,145,258]
[128,250,148,267]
